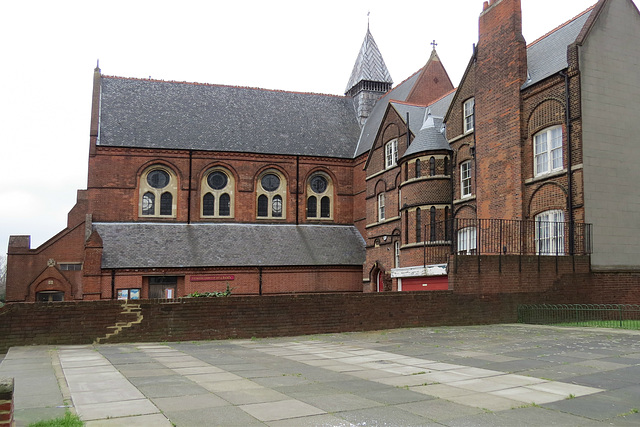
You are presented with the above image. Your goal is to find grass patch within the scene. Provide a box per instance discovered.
[552,320,640,330]
[29,411,83,427]
[618,408,639,417]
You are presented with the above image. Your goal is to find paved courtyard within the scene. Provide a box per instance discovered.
[1,324,640,426]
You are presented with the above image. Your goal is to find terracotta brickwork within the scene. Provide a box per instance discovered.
[3,270,640,352]
[0,378,13,427]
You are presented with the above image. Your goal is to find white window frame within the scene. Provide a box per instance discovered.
[378,192,386,221]
[385,139,398,169]
[457,227,477,255]
[460,160,472,198]
[535,210,565,255]
[534,126,563,177]
[463,98,474,133]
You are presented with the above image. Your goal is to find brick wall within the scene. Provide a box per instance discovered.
[0,378,12,427]
[2,267,640,353]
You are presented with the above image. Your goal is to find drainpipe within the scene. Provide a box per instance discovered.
[187,150,193,224]
[111,269,116,300]
[296,155,300,225]
[560,71,574,254]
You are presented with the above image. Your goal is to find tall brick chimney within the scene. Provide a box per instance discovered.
[475,0,527,220]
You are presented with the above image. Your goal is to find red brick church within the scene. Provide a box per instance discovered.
[7,0,640,302]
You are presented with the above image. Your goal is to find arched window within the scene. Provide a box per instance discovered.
[160,193,173,216]
[139,166,178,217]
[219,193,231,216]
[416,208,422,242]
[142,192,155,216]
[429,157,436,176]
[307,196,317,218]
[320,197,331,218]
[203,193,215,216]
[415,159,421,178]
[306,173,333,220]
[257,195,269,217]
[378,192,385,221]
[444,157,449,176]
[257,170,287,219]
[201,168,235,218]
[444,207,450,240]
[430,206,437,241]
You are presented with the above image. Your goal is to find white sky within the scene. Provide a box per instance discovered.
[0,0,611,254]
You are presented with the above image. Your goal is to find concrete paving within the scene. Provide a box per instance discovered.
[1,324,640,426]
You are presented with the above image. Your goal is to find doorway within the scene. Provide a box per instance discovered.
[148,276,178,299]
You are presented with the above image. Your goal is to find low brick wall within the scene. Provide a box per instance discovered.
[0,378,13,427]
[2,261,639,353]
[0,292,535,352]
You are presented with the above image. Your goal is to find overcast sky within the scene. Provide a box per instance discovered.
[0,0,612,254]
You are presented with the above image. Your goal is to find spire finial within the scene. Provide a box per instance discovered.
[431,40,438,50]
[367,11,370,31]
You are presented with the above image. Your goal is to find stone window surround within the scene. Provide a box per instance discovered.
[139,165,178,218]
[201,167,235,218]
[256,169,287,219]
[306,171,334,220]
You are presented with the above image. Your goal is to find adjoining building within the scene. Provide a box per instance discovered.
[7,0,640,302]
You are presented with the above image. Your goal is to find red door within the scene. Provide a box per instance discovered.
[377,272,384,292]
[402,276,448,291]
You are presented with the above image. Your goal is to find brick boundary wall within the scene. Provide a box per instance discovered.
[1,261,639,353]
[0,378,13,427]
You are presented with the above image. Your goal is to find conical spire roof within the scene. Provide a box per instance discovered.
[403,111,451,158]
[345,27,393,94]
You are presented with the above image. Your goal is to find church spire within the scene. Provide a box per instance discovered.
[345,22,393,126]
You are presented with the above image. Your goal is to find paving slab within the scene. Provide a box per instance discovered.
[3,324,640,426]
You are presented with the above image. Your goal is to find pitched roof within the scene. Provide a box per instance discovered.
[98,77,362,158]
[94,223,366,269]
[353,72,421,158]
[345,28,393,93]
[403,114,451,158]
[523,7,594,89]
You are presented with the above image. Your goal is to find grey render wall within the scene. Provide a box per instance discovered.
[581,0,640,269]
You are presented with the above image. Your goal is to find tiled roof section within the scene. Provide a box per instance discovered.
[98,77,362,158]
[523,8,593,89]
[94,223,366,269]
[403,114,451,158]
[390,90,455,136]
[345,28,393,94]
[353,72,421,157]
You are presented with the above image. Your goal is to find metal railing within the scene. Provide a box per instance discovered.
[421,218,592,265]
[518,304,640,330]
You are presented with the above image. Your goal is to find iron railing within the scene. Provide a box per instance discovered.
[421,218,592,265]
[518,304,640,330]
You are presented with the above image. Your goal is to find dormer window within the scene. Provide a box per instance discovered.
[385,139,398,169]
[463,98,475,133]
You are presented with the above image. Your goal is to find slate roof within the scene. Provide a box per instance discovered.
[353,72,422,158]
[523,8,593,89]
[98,77,362,159]
[403,114,451,158]
[345,28,393,93]
[93,223,366,269]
